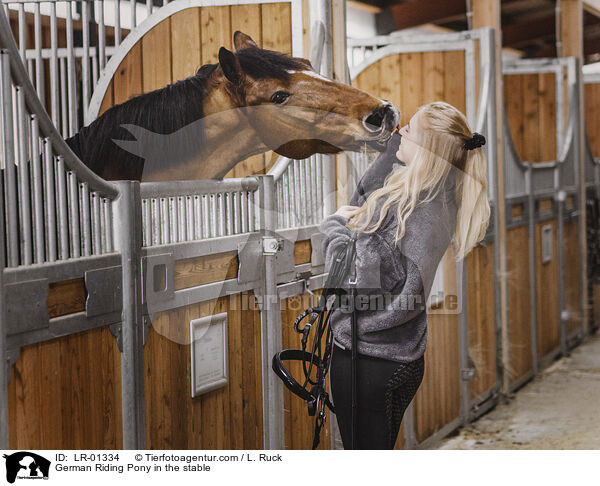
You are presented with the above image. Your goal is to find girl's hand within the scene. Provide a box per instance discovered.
[334,205,360,219]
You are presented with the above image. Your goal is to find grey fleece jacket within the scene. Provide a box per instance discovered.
[319,135,458,363]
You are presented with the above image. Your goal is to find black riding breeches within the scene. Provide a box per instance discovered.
[329,342,425,450]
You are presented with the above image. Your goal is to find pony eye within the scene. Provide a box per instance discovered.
[270,91,291,104]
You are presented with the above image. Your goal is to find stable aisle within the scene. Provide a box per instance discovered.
[435,332,600,449]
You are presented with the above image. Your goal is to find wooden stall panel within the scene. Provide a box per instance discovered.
[415,246,461,442]
[506,226,533,384]
[8,327,122,449]
[535,220,560,358]
[504,72,557,163]
[564,220,582,334]
[145,293,263,449]
[585,83,600,157]
[467,242,497,398]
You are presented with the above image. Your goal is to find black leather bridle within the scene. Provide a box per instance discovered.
[272,233,358,449]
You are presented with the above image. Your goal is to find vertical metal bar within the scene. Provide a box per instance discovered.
[59,57,67,136]
[97,0,106,70]
[225,192,233,235]
[82,1,91,112]
[113,181,146,449]
[526,166,539,375]
[248,190,255,232]
[49,2,59,128]
[1,51,19,267]
[30,116,45,263]
[130,0,137,28]
[159,197,168,244]
[151,198,159,245]
[288,162,296,227]
[168,196,176,243]
[17,4,25,63]
[209,194,216,238]
[178,196,186,242]
[33,2,44,103]
[56,157,69,259]
[240,191,248,234]
[217,193,224,237]
[103,198,113,252]
[231,192,239,234]
[259,175,284,449]
[16,87,32,266]
[91,50,99,87]
[282,170,290,229]
[114,0,122,46]
[43,139,57,262]
[146,0,152,16]
[193,195,201,239]
[92,192,101,255]
[141,199,150,247]
[0,57,7,446]
[81,182,92,257]
[67,172,81,258]
[66,1,77,135]
[316,154,323,221]
[185,196,193,241]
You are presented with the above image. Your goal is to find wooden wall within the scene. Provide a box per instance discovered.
[353,49,494,442]
[8,326,122,449]
[97,3,294,179]
[584,81,600,331]
[504,71,567,376]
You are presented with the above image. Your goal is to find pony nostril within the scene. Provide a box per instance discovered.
[364,107,386,132]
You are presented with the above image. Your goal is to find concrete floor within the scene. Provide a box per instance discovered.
[434,331,600,449]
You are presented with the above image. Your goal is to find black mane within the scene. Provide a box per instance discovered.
[66,47,306,181]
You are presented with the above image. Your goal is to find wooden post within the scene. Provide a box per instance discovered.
[559,0,589,336]
[331,0,349,209]
[472,0,510,397]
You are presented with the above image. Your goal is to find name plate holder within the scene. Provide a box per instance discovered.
[190,312,229,397]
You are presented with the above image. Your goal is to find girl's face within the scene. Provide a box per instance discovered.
[395,113,420,165]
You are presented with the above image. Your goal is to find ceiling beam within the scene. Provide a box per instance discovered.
[377,0,466,32]
[502,14,555,46]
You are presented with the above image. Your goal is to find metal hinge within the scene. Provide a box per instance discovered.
[262,236,282,255]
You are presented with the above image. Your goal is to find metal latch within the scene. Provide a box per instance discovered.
[263,236,282,255]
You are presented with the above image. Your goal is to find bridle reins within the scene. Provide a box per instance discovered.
[272,232,358,449]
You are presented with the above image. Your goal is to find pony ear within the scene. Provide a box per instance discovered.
[218,47,244,85]
[233,30,258,51]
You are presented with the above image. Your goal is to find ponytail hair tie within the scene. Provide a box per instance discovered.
[464,132,486,151]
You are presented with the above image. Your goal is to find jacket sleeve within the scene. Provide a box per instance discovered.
[319,213,402,295]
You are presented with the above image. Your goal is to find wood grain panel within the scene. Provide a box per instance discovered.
[466,242,497,398]
[504,74,524,156]
[535,219,560,358]
[414,246,460,443]
[564,220,582,334]
[585,83,600,157]
[141,17,172,92]
[171,8,202,82]
[174,251,238,290]
[47,278,86,317]
[113,42,142,105]
[294,240,311,265]
[538,72,557,161]
[145,293,263,449]
[522,73,540,163]
[506,226,533,382]
[8,327,122,449]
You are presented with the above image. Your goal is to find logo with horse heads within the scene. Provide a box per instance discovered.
[3,451,51,483]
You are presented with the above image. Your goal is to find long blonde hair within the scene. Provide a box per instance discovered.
[347,101,490,261]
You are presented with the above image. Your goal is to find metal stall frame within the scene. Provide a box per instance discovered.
[346,28,501,449]
[502,57,585,393]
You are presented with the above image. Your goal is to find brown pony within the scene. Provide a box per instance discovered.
[67,31,400,181]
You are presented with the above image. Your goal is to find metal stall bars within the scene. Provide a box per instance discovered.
[502,57,584,392]
[0,3,132,448]
[583,71,600,332]
[1,0,182,139]
[84,0,308,450]
[346,28,500,449]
